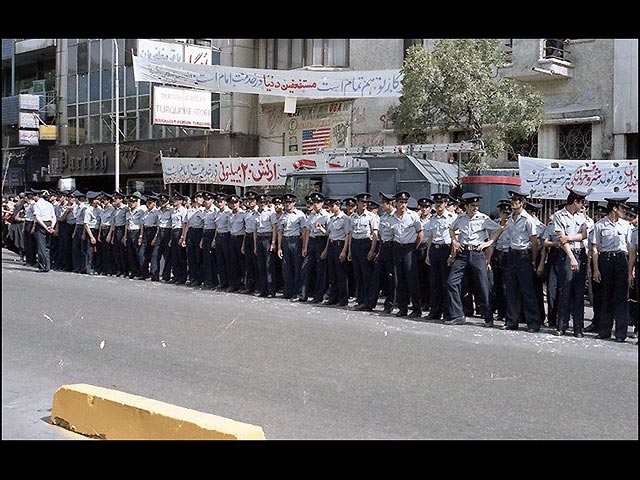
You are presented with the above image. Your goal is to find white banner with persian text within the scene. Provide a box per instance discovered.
[133,55,402,98]
[518,156,638,202]
[162,154,329,186]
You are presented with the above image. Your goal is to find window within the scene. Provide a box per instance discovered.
[626,133,638,159]
[267,39,348,69]
[508,133,538,161]
[559,124,591,160]
[77,42,88,75]
[544,39,567,60]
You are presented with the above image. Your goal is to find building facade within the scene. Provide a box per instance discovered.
[2,38,637,195]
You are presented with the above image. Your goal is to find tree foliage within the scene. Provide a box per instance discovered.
[389,39,545,168]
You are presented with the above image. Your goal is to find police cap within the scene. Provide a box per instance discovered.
[394,191,411,201]
[461,192,482,204]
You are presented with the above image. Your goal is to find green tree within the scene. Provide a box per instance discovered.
[390,40,545,170]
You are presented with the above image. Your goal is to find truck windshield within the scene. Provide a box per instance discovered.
[285,175,320,200]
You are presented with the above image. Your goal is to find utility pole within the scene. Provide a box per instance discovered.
[114,39,120,192]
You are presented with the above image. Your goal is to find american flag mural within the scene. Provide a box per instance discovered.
[301,127,332,154]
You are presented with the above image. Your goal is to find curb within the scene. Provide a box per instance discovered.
[51,383,266,440]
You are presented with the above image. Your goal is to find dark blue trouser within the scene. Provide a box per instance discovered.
[489,249,508,321]
[24,221,36,266]
[545,249,559,326]
[393,242,421,313]
[139,227,157,279]
[126,230,141,277]
[244,233,257,292]
[72,225,85,273]
[597,252,629,340]
[201,229,217,287]
[417,243,430,310]
[505,250,541,330]
[281,236,302,298]
[54,222,70,270]
[446,249,492,322]
[112,225,127,275]
[326,239,348,304]
[85,228,99,274]
[186,228,203,283]
[171,228,186,283]
[215,233,230,288]
[34,221,52,271]
[228,234,245,290]
[255,234,276,295]
[300,236,327,301]
[364,241,394,310]
[350,238,373,305]
[554,249,587,333]
[429,245,451,320]
[151,228,172,281]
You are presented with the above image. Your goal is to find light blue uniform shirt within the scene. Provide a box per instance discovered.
[244,209,258,233]
[279,209,306,237]
[24,201,35,221]
[553,207,587,250]
[170,205,187,229]
[389,209,422,244]
[99,205,114,227]
[157,206,172,228]
[451,211,499,246]
[125,206,144,230]
[377,209,396,242]
[186,207,206,228]
[350,210,379,239]
[215,208,232,233]
[424,212,455,245]
[203,205,219,230]
[111,205,127,227]
[229,210,246,235]
[327,212,351,241]
[255,208,276,234]
[83,205,100,229]
[506,209,537,250]
[593,217,632,253]
[306,210,330,237]
[143,207,160,227]
[75,202,87,226]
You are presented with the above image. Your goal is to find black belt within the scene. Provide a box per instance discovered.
[172,228,182,231]
[203,228,216,232]
[188,226,203,230]
[459,244,480,250]
[600,251,626,258]
[309,236,325,240]
[431,243,450,249]
[329,239,345,244]
[159,227,172,231]
[351,237,371,242]
[231,233,245,237]
[217,232,230,236]
[257,232,273,237]
[283,235,300,238]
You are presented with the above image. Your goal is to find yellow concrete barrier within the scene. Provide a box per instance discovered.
[50,383,266,440]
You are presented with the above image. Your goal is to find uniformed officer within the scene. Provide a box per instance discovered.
[22,190,37,267]
[95,193,114,275]
[139,194,159,280]
[46,191,60,270]
[213,193,232,290]
[524,201,547,325]
[416,197,433,313]
[584,204,608,332]
[359,192,396,313]
[320,198,351,306]
[151,192,173,282]
[552,189,589,336]
[299,192,330,303]
[623,201,638,338]
[270,196,285,294]
[486,199,511,324]
[253,193,277,297]
[184,191,206,286]
[424,193,458,321]
[592,197,633,342]
[72,190,88,274]
[169,191,188,284]
[368,200,380,215]
[343,197,357,299]
[349,192,378,308]
[537,203,565,328]
[226,193,247,292]
[278,193,306,300]
[123,192,144,279]
[627,202,639,342]
[107,191,127,276]
[389,191,423,318]
[446,192,502,326]
[200,192,219,289]
[82,191,102,275]
[53,191,71,271]
[499,190,542,332]
[31,189,56,272]
[242,190,259,294]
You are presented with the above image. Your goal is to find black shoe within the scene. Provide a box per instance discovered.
[445,317,465,325]
[408,310,422,319]
[553,330,566,336]
[309,298,322,304]
[584,323,597,333]
[323,300,337,306]
[395,310,408,317]
[615,337,626,343]
[596,334,610,340]
[337,301,348,307]
[574,332,584,338]
[527,327,540,333]
[484,320,494,327]
[382,307,392,314]
[267,294,276,298]
[353,304,372,311]
[501,324,517,330]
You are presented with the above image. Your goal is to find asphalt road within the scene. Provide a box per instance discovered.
[2,247,637,440]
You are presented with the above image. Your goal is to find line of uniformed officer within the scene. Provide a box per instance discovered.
[26,186,637,343]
